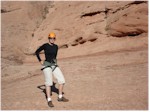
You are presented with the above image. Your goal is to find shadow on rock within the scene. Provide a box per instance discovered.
[37,82,64,99]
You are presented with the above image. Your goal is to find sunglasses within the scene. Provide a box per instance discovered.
[48,37,56,40]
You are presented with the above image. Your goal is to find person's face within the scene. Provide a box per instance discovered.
[49,37,56,44]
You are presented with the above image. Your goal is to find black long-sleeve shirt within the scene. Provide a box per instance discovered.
[35,43,58,63]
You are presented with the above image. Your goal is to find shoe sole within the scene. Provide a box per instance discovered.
[58,100,69,102]
[48,105,54,107]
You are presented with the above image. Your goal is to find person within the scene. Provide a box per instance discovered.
[35,32,69,107]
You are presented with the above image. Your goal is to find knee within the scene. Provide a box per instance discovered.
[45,81,53,86]
[58,79,65,85]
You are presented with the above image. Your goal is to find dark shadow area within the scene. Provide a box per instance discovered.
[37,82,64,99]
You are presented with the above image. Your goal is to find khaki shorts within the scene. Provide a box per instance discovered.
[42,66,65,86]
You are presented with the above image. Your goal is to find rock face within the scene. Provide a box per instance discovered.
[1,1,53,63]
[106,1,148,37]
[1,1,148,63]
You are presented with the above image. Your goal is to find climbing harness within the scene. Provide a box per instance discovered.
[41,60,58,72]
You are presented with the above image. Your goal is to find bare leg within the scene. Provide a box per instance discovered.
[59,84,64,95]
[46,86,51,99]
[45,85,54,107]
[58,84,69,102]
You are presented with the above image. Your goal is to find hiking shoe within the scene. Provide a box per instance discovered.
[58,97,69,102]
[48,101,54,107]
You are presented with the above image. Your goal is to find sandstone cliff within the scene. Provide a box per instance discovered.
[1,1,148,63]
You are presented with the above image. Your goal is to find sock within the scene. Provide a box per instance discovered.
[59,94,63,99]
[47,97,52,102]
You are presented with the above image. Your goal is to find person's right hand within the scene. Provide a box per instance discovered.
[40,61,44,65]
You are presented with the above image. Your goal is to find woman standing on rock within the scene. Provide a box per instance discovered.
[35,32,69,107]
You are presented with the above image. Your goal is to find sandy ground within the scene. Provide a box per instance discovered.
[1,47,148,110]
